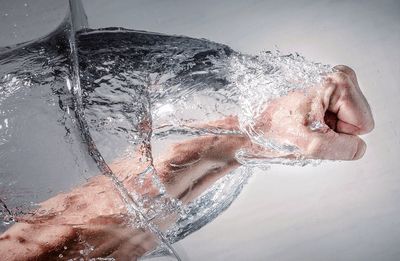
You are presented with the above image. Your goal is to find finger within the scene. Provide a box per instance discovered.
[334,65,358,84]
[324,110,363,134]
[325,66,374,135]
[306,130,367,160]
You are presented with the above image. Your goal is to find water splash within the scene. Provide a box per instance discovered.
[225,51,333,154]
[0,3,332,259]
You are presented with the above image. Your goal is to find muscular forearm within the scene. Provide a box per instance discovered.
[154,133,249,200]
[0,116,252,260]
[126,115,252,201]
[0,223,76,260]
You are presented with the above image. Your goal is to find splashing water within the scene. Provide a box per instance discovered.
[0,3,333,259]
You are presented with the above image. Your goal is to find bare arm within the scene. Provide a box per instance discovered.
[0,66,374,260]
[0,120,250,260]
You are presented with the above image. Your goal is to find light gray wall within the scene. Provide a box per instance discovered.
[0,0,67,47]
[1,0,399,260]
[81,1,400,260]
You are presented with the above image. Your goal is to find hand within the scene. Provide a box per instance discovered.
[252,65,374,160]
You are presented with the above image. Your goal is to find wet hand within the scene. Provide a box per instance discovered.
[254,65,374,160]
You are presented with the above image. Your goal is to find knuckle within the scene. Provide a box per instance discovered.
[334,65,357,83]
[368,119,375,131]
[331,72,354,96]
[352,138,367,160]
[342,65,356,77]
[334,71,351,84]
[334,65,356,77]
[362,117,375,133]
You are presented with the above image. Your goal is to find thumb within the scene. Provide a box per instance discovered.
[306,130,367,160]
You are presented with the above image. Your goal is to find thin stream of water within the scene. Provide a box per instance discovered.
[67,1,181,259]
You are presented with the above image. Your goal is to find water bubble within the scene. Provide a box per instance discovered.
[309,120,325,131]
[0,24,331,256]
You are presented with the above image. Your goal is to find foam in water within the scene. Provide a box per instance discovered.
[0,3,333,259]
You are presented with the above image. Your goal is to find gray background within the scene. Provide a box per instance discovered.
[1,0,400,260]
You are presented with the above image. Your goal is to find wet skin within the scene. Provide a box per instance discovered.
[0,66,374,260]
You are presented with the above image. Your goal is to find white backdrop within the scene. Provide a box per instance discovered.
[1,0,399,260]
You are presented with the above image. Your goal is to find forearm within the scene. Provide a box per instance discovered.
[0,117,251,260]
[154,133,249,200]
[0,222,75,260]
[120,115,249,198]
